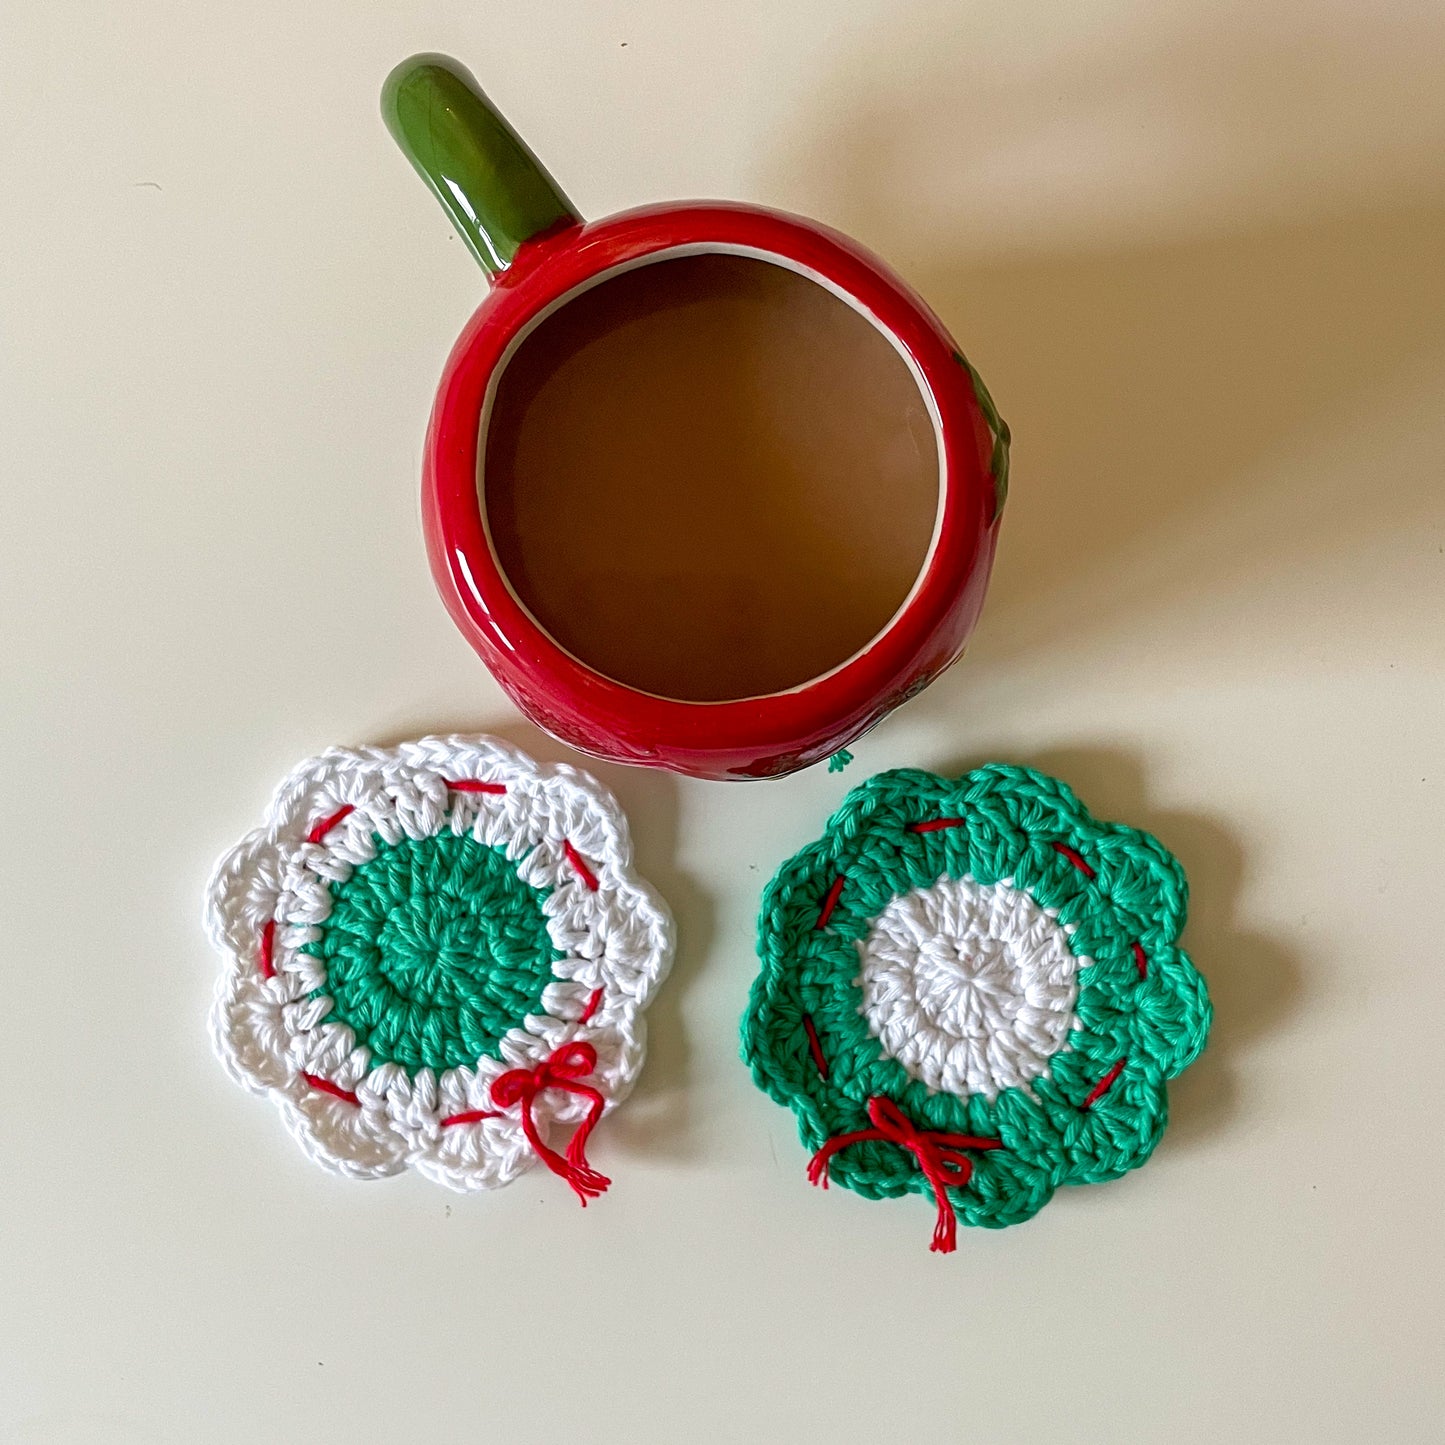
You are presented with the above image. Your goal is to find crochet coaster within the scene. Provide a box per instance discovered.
[204,735,673,1199]
[742,764,1211,1249]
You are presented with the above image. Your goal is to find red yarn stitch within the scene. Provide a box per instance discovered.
[1051,841,1096,878]
[906,817,967,833]
[303,1073,360,1105]
[577,987,604,1025]
[306,804,355,845]
[1132,942,1148,978]
[258,919,276,980]
[1080,1058,1127,1110]
[441,1107,501,1126]
[563,840,600,892]
[809,1098,1001,1254]
[490,1042,611,1204]
[445,779,507,794]
[815,875,846,929]
[801,1014,830,1079]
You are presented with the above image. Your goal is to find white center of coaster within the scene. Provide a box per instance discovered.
[857,875,1087,1100]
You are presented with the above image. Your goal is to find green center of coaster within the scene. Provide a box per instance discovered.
[306,832,561,1074]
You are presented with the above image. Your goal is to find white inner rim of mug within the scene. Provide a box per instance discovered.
[475,242,948,706]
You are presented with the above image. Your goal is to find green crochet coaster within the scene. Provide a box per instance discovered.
[741,764,1211,1249]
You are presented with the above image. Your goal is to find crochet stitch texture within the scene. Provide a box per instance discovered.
[742,764,1210,1245]
[205,735,673,1195]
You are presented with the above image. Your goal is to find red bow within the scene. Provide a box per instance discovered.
[490,1042,611,1205]
[808,1096,1002,1253]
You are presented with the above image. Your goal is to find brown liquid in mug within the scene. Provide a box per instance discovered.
[482,253,939,702]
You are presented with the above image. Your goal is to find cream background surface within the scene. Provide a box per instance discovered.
[2,2,1442,1441]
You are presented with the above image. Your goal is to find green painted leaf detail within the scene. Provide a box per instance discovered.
[953,350,1010,519]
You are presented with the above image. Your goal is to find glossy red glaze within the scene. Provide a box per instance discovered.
[423,202,999,780]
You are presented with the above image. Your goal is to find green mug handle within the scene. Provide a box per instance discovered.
[382,54,581,277]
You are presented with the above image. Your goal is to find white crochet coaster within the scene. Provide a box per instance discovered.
[203,735,674,1199]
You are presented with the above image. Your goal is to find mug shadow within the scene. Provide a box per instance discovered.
[371,709,712,1164]
[762,4,1445,682]
[903,203,1445,676]
[932,742,1300,1154]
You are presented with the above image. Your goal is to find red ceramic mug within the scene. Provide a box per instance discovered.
[383,54,1009,781]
